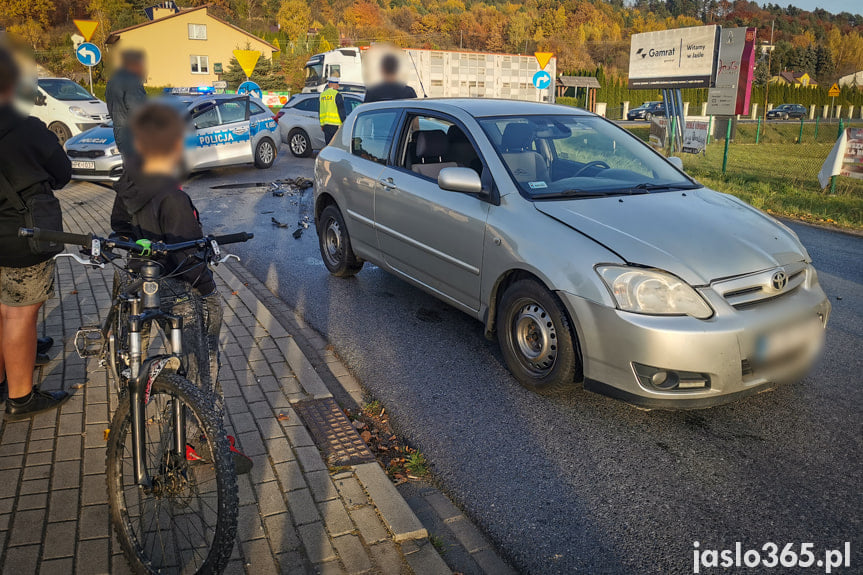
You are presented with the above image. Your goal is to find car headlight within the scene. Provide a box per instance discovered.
[105,145,119,157]
[596,266,713,319]
[69,106,90,118]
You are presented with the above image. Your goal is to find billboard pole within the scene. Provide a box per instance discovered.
[762,20,774,124]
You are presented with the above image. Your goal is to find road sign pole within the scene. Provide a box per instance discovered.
[798,116,804,144]
[88,67,93,95]
[829,175,837,194]
[722,118,732,176]
[755,116,761,144]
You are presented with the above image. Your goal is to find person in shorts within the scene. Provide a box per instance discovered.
[0,44,72,420]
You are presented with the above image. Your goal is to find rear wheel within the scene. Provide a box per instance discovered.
[644,112,652,122]
[254,138,276,169]
[318,204,363,277]
[288,129,312,158]
[49,122,72,145]
[107,374,238,574]
[497,279,580,394]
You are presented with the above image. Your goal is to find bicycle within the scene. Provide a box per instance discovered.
[19,226,253,575]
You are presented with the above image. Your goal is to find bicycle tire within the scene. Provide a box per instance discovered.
[106,373,238,574]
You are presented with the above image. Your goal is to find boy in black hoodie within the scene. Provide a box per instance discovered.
[110,103,222,410]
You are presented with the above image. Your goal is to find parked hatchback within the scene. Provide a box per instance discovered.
[277,92,364,157]
[314,99,830,408]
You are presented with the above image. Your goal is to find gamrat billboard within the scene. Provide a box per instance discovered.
[628,26,721,89]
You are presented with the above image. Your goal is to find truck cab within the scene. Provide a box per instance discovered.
[302,49,364,93]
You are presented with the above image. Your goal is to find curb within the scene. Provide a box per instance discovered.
[354,462,428,542]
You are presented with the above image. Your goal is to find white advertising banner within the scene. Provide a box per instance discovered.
[681,119,710,154]
[628,25,720,89]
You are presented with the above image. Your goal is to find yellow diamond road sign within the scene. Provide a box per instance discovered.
[828,83,841,97]
[233,50,261,78]
[535,52,554,70]
[73,20,99,43]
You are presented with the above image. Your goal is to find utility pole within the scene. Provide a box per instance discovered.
[762,20,774,123]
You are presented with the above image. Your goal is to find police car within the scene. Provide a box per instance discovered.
[64,92,280,182]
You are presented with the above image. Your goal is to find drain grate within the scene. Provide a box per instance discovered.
[293,397,375,466]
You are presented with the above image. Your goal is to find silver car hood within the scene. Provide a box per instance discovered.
[534,187,808,285]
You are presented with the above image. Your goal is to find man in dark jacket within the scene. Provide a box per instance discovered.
[0,45,72,420]
[364,53,418,103]
[105,50,147,159]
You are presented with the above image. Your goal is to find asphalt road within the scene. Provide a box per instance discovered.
[184,152,862,574]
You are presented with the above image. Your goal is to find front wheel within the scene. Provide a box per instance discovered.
[49,122,72,145]
[497,279,580,394]
[107,373,238,574]
[288,129,312,158]
[318,204,363,277]
[254,138,276,168]
[644,112,652,122]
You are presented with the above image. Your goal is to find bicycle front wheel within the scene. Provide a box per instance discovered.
[107,373,238,574]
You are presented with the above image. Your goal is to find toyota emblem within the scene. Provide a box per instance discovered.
[771,270,788,291]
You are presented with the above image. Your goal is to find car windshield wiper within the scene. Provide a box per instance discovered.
[531,188,649,199]
[627,183,699,192]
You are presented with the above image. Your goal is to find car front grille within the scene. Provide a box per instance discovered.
[67,149,104,158]
[713,262,807,309]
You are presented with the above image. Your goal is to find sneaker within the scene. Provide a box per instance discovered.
[37,337,54,355]
[228,435,253,475]
[5,388,71,421]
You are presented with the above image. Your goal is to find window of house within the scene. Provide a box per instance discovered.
[188,24,207,40]
[191,55,209,74]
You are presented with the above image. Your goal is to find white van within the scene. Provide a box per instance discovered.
[29,78,110,144]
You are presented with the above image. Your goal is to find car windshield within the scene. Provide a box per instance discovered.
[478,114,698,198]
[39,79,94,101]
[304,62,324,87]
[776,105,792,110]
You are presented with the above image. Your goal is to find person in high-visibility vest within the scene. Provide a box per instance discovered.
[319,77,346,145]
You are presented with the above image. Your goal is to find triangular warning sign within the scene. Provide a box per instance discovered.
[73,20,99,42]
[828,83,841,97]
[233,50,261,78]
[535,52,554,70]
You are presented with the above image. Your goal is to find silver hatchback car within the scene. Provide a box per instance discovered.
[314,99,830,408]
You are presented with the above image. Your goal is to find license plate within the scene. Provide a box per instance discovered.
[754,315,824,364]
[71,161,95,170]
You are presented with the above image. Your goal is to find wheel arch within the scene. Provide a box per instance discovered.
[314,192,338,228]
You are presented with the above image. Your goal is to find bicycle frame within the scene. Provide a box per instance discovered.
[108,259,187,490]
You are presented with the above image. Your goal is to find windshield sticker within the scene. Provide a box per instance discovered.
[528,181,548,189]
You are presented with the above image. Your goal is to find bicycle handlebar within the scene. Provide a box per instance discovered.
[19,228,254,256]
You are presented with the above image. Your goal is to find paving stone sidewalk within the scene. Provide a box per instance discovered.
[0,183,450,575]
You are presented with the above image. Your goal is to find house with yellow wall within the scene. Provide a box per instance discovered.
[769,70,818,88]
[106,5,277,87]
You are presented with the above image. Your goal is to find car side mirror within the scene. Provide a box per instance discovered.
[438,167,482,194]
[35,92,46,106]
[667,156,684,171]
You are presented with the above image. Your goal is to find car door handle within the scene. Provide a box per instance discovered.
[378,178,396,190]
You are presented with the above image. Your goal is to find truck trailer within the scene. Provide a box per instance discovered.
[302,47,556,103]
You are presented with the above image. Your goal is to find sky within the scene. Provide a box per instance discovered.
[778,0,860,14]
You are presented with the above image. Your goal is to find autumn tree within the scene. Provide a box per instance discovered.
[278,0,312,46]
[0,0,54,48]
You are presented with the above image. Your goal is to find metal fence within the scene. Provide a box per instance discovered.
[678,118,863,197]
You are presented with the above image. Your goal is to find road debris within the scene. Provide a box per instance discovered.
[271,217,290,228]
